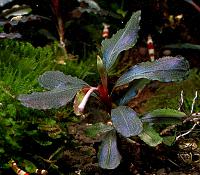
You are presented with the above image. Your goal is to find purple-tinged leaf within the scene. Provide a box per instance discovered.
[101,11,141,72]
[115,56,189,87]
[38,71,88,90]
[111,106,143,137]
[18,71,89,109]
[0,0,14,7]
[119,79,150,105]
[0,32,21,39]
[99,130,121,169]
[18,89,74,109]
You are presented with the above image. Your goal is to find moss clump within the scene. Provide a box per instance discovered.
[143,69,200,113]
[0,39,98,170]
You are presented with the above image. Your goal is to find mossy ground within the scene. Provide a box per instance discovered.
[141,69,200,113]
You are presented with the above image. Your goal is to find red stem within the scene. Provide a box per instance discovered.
[98,84,112,113]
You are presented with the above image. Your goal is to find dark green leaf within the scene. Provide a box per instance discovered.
[163,136,176,146]
[38,123,62,139]
[97,55,107,89]
[99,131,121,169]
[115,56,189,87]
[111,106,143,137]
[0,148,5,153]
[85,122,113,138]
[101,11,141,72]
[23,160,37,173]
[34,139,52,146]
[139,124,163,147]
[164,43,200,50]
[141,109,186,124]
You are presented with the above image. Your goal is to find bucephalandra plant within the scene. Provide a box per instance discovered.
[18,10,189,169]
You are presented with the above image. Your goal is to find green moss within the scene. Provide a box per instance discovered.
[0,39,98,97]
[0,39,56,93]
[0,39,98,169]
[55,51,99,84]
[143,69,200,113]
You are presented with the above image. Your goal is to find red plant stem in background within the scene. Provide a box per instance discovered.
[57,18,65,48]
[191,1,200,12]
[51,0,65,48]
[51,0,60,15]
